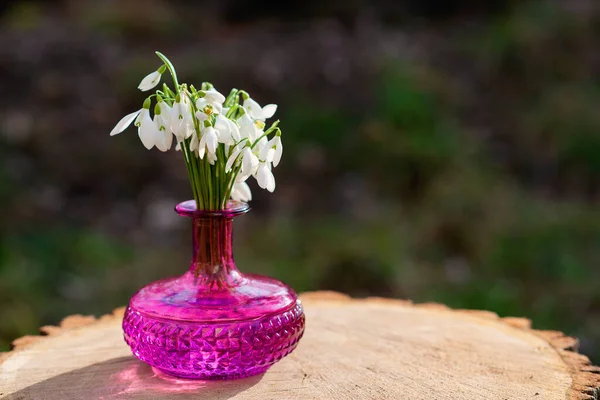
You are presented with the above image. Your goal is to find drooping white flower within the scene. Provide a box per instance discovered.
[172,92,194,141]
[214,114,240,145]
[197,126,218,159]
[231,181,252,202]
[153,102,173,152]
[261,135,283,167]
[243,97,277,121]
[272,135,283,167]
[196,98,222,115]
[196,89,225,116]
[241,147,259,176]
[109,109,141,136]
[259,141,275,163]
[138,71,162,92]
[255,162,276,192]
[203,126,218,154]
[237,113,260,142]
[136,109,161,150]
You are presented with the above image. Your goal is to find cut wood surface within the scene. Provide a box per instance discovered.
[1,291,599,399]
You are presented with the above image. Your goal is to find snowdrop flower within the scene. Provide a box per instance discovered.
[136,108,163,150]
[196,89,226,115]
[231,181,252,202]
[241,147,259,176]
[243,97,277,121]
[138,65,166,92]
[255,162,276,192]
[214,114,240,145]
[171,92,194,141]
[237,113,260,142]
[264,135,283,167]
[197,126,218,159]
[153,102,173,152]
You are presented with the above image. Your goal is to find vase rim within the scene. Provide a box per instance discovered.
[175,200,250,218]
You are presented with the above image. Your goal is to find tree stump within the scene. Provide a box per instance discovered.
[1,291,599,399]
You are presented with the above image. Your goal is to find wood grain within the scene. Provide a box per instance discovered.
[1,291,599,400]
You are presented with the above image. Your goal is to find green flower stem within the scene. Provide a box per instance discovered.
[180,141,201,208]
[155,51,179,91]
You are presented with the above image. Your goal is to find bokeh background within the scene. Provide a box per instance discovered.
[1,0,599,362]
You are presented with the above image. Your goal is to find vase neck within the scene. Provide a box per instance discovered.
[189,216,242,289]
[176,200,250,291]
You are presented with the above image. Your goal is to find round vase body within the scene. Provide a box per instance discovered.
[122,201,305,379]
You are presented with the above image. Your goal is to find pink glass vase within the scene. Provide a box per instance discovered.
[122,200,305,380]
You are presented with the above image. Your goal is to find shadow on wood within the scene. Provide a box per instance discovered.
[1,356,263,400]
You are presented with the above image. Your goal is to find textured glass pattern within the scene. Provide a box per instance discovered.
[122,200,305,379]
[123,300,304,379]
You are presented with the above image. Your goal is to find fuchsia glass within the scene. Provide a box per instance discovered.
[122,200,305,380]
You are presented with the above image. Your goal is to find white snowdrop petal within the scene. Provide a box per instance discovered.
[238,114,258,141]
[190,133,199,151]
[153,116,170,152]
[256,164,270,189]
[110,110,140,136]
[273,137,283,167]
[262,104,277,119]
[199,134,207,159]
[138,71,161,91]
[265,148,275,163]
[239,181,252,200]
[207,151,217,165]
[138,124,154,150]
[225,148,241,172]
[228,119,241,141]
[267,173,276,192]
[138,113,156,149]
[214,115,234,145]
[184,122,195,139]
[135,109,147,126]
[163,129,173,151]
[206,128,218,153]
[236,173,250,183]
[243,98,261,119]
[214,114,228,131]
[242,148,259,176]
[205,89,226,104]
[231,181,252,202]
[195,111,209,122]
[242,149,253,176]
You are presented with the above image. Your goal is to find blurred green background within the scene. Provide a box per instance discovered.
[1,0,599,362]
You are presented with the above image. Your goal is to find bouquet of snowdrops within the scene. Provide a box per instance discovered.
[109,52,282,210]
